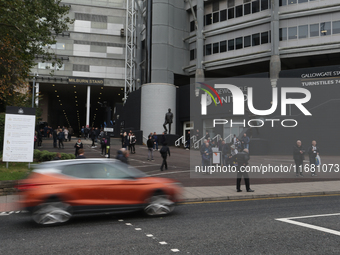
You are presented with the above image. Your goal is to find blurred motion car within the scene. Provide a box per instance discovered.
[17,159,182,225]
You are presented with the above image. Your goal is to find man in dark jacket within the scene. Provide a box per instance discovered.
[76,148,86,159]
[160,132,166,146]
[147,136,154,161]
[160,142,170,171]
[308,140,320,177]
[221,140,230,166]
[293,140,305,177]
[233,148,254,192]
[241,133,250,150]
[116,148,129,164]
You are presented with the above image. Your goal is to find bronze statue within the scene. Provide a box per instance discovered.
[163,108,173,134]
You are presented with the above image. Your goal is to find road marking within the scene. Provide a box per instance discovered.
[118,219,124,222]
[181,193,340,205]
[146,234,153,237]
[171,249,180,252]
[125,223,132,226]
[276,213,340,236]
[159,241,167,245]
[148,170,191,176]
[135,228,142,230]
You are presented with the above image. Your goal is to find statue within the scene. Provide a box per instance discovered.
[163,108,173,134]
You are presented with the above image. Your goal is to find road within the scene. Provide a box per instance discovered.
[2,195,340,254]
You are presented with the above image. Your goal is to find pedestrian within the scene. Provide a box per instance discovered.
[153,132,159,151]
[293,140,305,177]
[228,145,238,166]
[68,126,73,141]
[116,148,129,164]
[64,127,69,142]
[147,135,154,161]
[76,148,86,159]
[52,128,57,148]
[90,128,96,148]
[201,141,212,169]
[122,132,128,149]
[100,136,107,156]
[205,131,210,140]
[53,152,61,160]
[57,128,64,149]
[241,133,250,150]
[81,126,85,139]
[221,140,230,166]
[160,142,170,171]
[235,138,242,151]
[308,140,320,177]
[232,148,254,192]
[37,128,43,147]
[185,131,191,150]
[160,131,167,146]
[129,133,136,154]
[74,138,83,157]
[233,134,237,144]
[84,126,89,140]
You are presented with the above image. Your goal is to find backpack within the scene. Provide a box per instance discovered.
[160,146,167,154]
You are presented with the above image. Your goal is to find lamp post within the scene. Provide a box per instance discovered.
[31,76,36,108]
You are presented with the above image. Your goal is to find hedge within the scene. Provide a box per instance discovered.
[34,149,75,162]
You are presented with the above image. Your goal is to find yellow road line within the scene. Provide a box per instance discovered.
[180,193,340,205]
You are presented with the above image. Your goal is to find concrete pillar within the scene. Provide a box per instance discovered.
[270,0,281,87]
[86,85,90,127]
[141,83,176,135]
[195,0,205,96]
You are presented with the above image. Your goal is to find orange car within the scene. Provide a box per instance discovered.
[17,159,182,225]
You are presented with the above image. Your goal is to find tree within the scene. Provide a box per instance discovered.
[0,0,73,111]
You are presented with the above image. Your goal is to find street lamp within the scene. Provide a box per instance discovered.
[31,73,38,108]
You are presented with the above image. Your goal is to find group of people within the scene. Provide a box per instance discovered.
[293,140,320,177]
[120,131,137,154]
[146,133,170,171]
[200,136,254,193]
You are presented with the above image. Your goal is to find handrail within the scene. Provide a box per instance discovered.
[142,135,148,145]
[211,134,221,143]
[224,134,233,143]
[193,136,205,149]
[190,135,197,143]
[175,136,185,147]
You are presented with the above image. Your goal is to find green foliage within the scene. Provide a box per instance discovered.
[0,162,32,181]
[33,149,74,162]
[0,0,74,110]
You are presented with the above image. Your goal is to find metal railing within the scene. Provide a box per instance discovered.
[142,135,148,145]
[175,136,185,147]
[224,134,233,143]
[193,136,205,149]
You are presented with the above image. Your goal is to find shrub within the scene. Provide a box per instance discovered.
[33,149,75,162]
[34,149,42,161]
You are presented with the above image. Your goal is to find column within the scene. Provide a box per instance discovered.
[270,0,281,87]
[86,85,90,127]
[35,83,39,106]
[195,0,205,96]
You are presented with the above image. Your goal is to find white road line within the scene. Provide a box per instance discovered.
[15,211,20,213]
[146,234,153,237]
[171,249,180,252]
[118,219,124,222]
[135,228,142,230]
[148,170,191,176]
[276,213,340,236]
[125,223,132,226]
[159,241,167,245]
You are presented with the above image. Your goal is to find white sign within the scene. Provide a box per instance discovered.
[104,127,114,132]
[212,152,221,164]
[2,114,36,162]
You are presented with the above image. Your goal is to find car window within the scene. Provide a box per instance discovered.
[87,163,131,179]
[61,164,92,178]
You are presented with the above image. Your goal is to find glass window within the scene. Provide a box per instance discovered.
[252,33,260,46]
[333,21,340,34]
[236,5,243,18]
[244,36,251,47]
[261,0,269,11]
[288,0,297,4]
[190,21,195,32]
[56,64,65,71]
[228,0,235,7]
[56,43,65,50]
[298,25,308,39]
[235,37,243,49]
[320,22,331,36]
[38,63,46,69]
[213,12,219,23]
[205,44,212,55]
[205,14,212,26]
[261,31,269,44]
[279,0,287,6]
[279,28,287,41]
[310,23,319,37]
[252,0,260,14]
[228,39,235,51]
[220,10,227,21]
[213,43,219,54]
[213,1,219,12]
[288,26,297,40]
[228,8,235,19]
[298,0,308,3]
[190,49,195,60]
[244,3,251,15]
[62,164,92,178]
[220,41,227,52]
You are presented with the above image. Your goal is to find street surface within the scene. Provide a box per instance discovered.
[2,195,340,254]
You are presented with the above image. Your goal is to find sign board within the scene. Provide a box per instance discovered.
[68,77,104,86]
[104,127,114,132]
[2,107,36,162]
[212,152,221,164]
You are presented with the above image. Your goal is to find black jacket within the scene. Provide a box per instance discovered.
[232,151,250,166]
[308,145,320,159]
[222,144,230,156]
[160,146,170,157]
[147,138,153,148]
[293,145,305,161]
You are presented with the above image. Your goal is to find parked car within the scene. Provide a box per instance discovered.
[17,159,182,225]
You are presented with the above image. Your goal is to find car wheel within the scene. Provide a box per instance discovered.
[32,201,72,225]
[144,192,175,216]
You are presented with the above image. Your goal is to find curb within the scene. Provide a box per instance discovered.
[181,191,340,203]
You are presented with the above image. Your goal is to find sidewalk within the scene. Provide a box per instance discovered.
[2,181,340,213]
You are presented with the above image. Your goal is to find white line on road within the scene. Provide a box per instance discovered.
[125,223,132,226]
[146,234,153,237]
[135,228,142,230]
[171,249,180,252]
[148,170,191,176]
[276,213,340,236]
[159,241,167,245]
